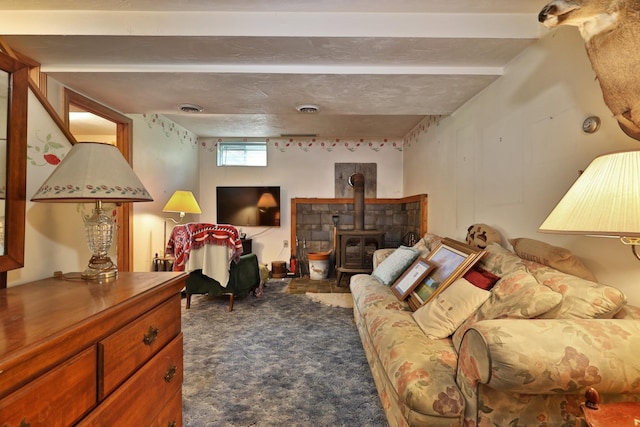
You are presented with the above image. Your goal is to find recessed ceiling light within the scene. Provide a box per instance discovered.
[296,104,320,113]
[177,103,204,113]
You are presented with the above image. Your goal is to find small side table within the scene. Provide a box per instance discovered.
[576,387,640,427]
[153,254,174,271]
[241,238,252,255]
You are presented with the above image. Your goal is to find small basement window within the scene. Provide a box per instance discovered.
[217,141,267,166]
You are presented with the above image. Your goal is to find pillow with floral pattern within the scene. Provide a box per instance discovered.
[452,269,562,349]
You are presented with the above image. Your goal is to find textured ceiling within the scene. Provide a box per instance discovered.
[0,0,546,139]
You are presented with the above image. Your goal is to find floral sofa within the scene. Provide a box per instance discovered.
[350,233,640,427]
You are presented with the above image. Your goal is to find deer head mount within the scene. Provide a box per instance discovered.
[539,0,640,140]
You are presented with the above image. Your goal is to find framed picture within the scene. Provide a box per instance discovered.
[409,238,484,309]
[390,257,437,301]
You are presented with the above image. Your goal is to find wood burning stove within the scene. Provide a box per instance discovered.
[335,173,385,286]
[336,230,385,286]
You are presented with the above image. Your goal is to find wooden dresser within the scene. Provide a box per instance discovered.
[0,272,187,427]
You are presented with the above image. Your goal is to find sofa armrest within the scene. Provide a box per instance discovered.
[457,319,640,395]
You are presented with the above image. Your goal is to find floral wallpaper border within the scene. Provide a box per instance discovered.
[197,115,445,154]
[199,136,405,153]
[403,115,444,147]
[143,113,199,148]
[142,112,445,153]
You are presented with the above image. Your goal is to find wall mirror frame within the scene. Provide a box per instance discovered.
[0,51,28,285]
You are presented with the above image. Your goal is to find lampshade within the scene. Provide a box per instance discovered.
[257,192,278,208]
[162,190,202,215]
[539,150,640,238]
[31,142,153,203]
[31,142,153,280]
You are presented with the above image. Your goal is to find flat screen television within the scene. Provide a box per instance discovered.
[216,186,281,227]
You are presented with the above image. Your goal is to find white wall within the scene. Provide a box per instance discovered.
[10,90,79,284]
[131,114,200,271]
[198,138,404,266]
[404,27,640,305]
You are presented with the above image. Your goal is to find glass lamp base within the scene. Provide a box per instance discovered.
[82,268,118,281]
[82,254,118,280]
[83,201,118,281]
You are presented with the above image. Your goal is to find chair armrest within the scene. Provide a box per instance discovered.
[457,319,640,395]
[228,253,261,292]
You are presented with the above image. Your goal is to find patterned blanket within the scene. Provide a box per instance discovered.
[166,223,243,272]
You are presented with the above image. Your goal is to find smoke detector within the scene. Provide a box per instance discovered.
[296,104,320,114]
[177,103,204,113]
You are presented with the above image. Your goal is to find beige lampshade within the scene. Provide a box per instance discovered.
[162,190,202,214]
[539,151,640,238]
[31,142,153,203]
[31,142,152,280]
[257,192,278,208]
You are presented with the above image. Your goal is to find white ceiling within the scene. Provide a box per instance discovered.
[0,0,546,139]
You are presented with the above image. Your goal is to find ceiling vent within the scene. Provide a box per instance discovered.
[296,104,320,114]
[280,133,318,138]
[178,103,204,113]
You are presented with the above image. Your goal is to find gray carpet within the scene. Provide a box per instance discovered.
[181,279,388,427]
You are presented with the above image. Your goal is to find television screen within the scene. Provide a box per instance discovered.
[216,186,281,227]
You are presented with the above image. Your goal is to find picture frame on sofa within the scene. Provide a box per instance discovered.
[409,238,484,310]
[391,257,437,301]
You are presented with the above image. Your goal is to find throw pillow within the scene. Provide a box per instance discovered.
[509,238,596,281]
[522,260,627,319]
[413,278,491,339]
[463,267,500,290]
[412,233,443,257]
[466,223,502,249]
[371,245,420,286]
[475,269,563,319]
[412,238,430,257]
[452,269,563,349]
[478,242,526,277]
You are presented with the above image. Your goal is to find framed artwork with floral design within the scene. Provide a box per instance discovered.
[408,238,484,310]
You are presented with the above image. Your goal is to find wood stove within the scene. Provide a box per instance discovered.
[336,230,385,285]
[334,172,385,285]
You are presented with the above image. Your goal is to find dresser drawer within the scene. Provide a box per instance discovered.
[150,389,183,427]
[0,346,97,427]
[99,294,181,397]
[79,333,183,426]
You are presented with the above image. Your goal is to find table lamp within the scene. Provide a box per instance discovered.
[31,142,153,280]
[539,150,640,259]
[162,190,202,221]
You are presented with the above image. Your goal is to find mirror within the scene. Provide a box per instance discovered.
[0,69,7,254]
[0,51,28,276]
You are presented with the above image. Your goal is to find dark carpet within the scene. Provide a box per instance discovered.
[181,280,388,427]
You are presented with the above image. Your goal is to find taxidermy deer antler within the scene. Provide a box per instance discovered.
[539,0,640,140]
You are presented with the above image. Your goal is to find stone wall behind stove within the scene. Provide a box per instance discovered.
[292,194,427,255]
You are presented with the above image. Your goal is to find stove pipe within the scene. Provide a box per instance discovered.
[349,173,365,230]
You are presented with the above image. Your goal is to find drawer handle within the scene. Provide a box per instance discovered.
[168,422,177,427]
[164,364,177,383]
[143,326,160,346]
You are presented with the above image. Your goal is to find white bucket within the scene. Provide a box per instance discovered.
[307,252,330,280]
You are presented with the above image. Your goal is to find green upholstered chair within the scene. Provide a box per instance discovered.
[184,253,261,312]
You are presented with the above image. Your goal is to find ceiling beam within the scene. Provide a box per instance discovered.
[40,64,505,76]
[0,11,542,39]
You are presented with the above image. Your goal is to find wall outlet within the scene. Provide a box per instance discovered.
[283,240,289,248]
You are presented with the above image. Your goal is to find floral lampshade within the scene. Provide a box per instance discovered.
[31,142,153,280]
